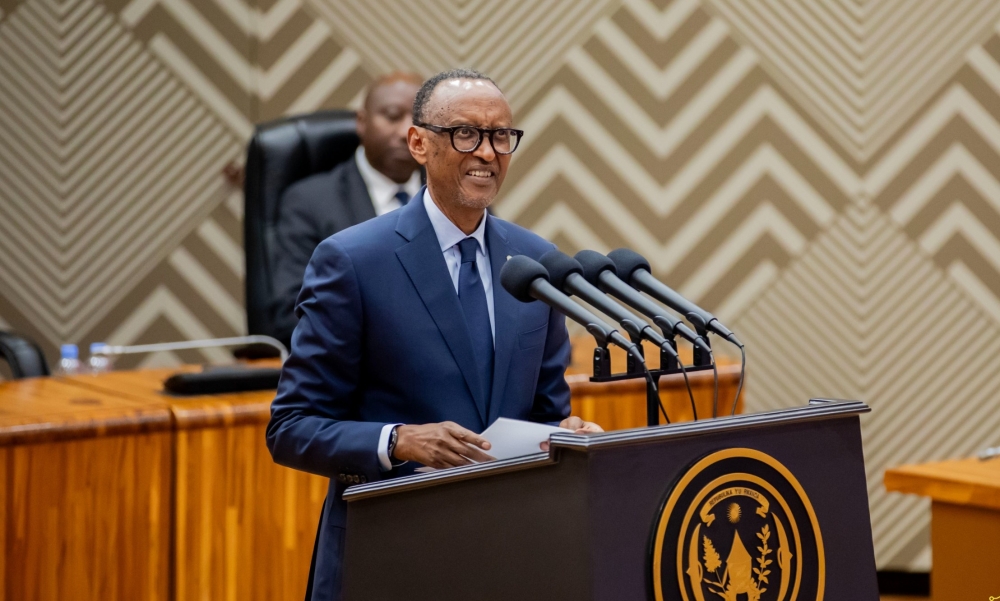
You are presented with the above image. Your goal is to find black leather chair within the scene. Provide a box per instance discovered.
[0,331,50,379]
[243,110,360,342]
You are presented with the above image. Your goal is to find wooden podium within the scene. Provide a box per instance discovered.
[342,400,879,600]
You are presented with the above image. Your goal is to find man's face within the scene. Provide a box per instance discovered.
[357,79,421,183]
[408,79,513,211]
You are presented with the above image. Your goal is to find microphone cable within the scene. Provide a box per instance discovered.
[709,349,719,419]
[677,356,698,422]
[662,343,697,422]
[628,345,671,424]
[730,342,746,416]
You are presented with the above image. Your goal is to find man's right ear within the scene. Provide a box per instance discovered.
[407,126,429,166]
[355,109,367,140]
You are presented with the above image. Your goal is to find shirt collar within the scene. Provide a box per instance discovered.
[354,146,421,213]
[422,188,488,255]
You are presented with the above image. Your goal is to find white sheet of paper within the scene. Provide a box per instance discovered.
[478,417,571,461]
[414,418,571,472]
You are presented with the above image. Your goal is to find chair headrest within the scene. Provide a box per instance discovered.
[247,110,360,227]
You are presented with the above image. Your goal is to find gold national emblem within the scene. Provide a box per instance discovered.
[651,449,825,601]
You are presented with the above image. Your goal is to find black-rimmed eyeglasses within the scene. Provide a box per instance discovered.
[414,122,524,155]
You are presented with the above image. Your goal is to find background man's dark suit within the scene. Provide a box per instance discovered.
[266,190,572,601]
[270,157,374,346]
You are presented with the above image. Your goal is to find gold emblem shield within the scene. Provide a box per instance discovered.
[651,449,825,601]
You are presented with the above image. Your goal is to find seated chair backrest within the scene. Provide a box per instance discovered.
[243,110,359,339]
[0,331,50,379]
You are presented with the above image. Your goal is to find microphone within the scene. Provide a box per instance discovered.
[574,250,711,354]
[501,255,673,426]
[606,249,742,346]
[538,250,680,364]
[499,255,642,360]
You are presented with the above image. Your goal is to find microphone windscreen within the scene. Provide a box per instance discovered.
[538,250,583,291]
[500,255,549,303]
[607,248,651,282]
[574,250,616,285]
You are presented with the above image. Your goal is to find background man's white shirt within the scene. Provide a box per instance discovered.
[354,146,421,215]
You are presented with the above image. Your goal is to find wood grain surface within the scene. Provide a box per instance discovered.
[885,458,1000,601]
[0,341,744,601]
[0,376,171,446]
[67,368,326,601]
[928,500,1000,601]
[174,423,326,601]
[885,457,1000,511]
[0,432,171,601]
[69,367,275,429]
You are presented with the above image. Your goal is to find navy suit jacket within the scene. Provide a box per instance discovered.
[266,188,572,601]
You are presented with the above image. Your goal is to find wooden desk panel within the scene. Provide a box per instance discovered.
[174,423,325,601]
[885,458,1000,601]
[72,369,326,601]
[0,377,173,601]
[0,433,171,601]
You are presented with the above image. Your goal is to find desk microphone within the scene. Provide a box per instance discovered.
[574,250,710,353]
[501,255,672,425]
[538,250,680,362]
[606,249,742,346]
[499,255,642,361]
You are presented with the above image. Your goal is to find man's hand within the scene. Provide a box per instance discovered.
[393,421,495,469]
[540,416,604,451]
[559,416,604,433]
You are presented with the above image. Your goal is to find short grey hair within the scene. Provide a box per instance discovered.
[412,69,499,122]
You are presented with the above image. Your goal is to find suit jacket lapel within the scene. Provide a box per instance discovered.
[394,192,488,427]
[486,217,520,425]
[342,157,377,223]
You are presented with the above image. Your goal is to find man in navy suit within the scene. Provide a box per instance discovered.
[266,68,602,601]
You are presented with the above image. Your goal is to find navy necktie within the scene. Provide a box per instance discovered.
[457,237,494,407]
[394,189,410,206]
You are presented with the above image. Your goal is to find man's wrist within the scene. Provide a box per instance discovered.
[377,423,403,471]
[388,425,400,461]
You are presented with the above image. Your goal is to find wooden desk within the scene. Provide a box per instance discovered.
[69,369,325,601]
[0,343,743,601]
[885,457,1000,601]
[567,337,744,428]
[567,365,742,430]
[0,376,172,601]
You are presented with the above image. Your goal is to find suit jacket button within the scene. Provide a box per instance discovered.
[352,475,360,483]
[360,476,367,483]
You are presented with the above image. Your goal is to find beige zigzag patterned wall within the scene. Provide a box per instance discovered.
[1,0,999,572]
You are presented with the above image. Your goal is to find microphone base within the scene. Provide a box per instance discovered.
[588,362,714,383]
[592,345,612,378]
[691,324,714,367]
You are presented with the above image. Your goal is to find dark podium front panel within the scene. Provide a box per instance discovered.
[342,400,878,601]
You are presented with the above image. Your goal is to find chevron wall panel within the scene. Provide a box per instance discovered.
[0,0,242,349]
[1,0,999,572]
[704,0,1000,162]
[304,0,619,109]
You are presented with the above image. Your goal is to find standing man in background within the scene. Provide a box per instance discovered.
[270,72,424,346]
[267,69,602,601]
